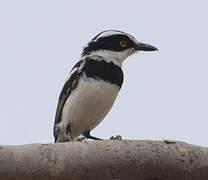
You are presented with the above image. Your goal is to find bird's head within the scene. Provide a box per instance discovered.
[82,30,158,66]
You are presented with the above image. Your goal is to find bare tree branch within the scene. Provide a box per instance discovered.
[0,140,208,180]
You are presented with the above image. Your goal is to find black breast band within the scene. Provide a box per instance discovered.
[83,58,123,88]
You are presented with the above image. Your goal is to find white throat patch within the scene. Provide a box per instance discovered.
[84,48,134,67]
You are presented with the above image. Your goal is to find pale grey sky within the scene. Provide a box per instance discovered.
[0,1,207,146]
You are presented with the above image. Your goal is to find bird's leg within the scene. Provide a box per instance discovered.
[110,135,122,140]
[83,130,103,140]
[67,133,73,141]
[66,123,73,141]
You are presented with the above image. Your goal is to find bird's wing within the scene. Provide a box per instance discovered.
[53,60,85,140]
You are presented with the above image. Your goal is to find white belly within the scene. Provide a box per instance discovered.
[62,75,120,139]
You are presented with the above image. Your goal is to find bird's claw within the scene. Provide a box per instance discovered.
[77,137,87,142]
[110,135,122,140]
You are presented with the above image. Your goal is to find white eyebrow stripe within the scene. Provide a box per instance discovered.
[93,30,138,45]
[93,30,127,41]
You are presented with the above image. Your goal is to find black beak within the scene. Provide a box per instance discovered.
[135,42,158,51]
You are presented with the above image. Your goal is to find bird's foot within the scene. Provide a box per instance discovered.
[110,135,122,140]
[77,136,87,142]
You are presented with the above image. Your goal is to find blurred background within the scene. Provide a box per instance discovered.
[0,1,207,146]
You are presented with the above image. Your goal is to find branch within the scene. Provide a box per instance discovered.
[0,140,208,180]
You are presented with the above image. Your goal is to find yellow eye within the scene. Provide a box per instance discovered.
[120,40,127,47]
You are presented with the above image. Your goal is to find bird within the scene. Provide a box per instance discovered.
[53,30,158,143]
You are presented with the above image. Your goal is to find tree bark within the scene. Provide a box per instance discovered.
[0,140,208,180]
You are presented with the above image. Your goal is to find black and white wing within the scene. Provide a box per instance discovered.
[53,60,85,142]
